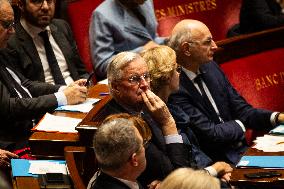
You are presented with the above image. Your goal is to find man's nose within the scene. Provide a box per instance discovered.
[139,77,150,89]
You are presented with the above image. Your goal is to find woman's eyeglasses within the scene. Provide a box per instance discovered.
[176,65,182,73]
[0,20,15,30]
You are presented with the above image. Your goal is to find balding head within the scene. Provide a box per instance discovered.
[168,19,217,70]
[0,0,14,49]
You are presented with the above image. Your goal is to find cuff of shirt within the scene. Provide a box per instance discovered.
[58,86,67,92]
[235,120,246,132]
[55,91,67,106]
[164,134,183,144]
[271,112,279,126]
[204,166,218,177]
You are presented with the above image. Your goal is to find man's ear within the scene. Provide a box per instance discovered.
[129,153,139,167]
[111,82,120,94]
[181,42,191,56]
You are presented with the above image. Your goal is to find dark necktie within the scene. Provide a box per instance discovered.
[132,7,146,26]
[38,30,66,85]
[194,74,216,113]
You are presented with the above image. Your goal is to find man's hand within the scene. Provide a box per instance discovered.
[63,85,87,105]
[68,79,87,87]
[141,90,177,135]
[0,149,18,168]
[211,161,233,180]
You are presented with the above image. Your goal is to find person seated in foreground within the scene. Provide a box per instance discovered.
[159,168,220,189]
[88,116,148,189]
[141,45,232,184]
[0,0,87,152]
[167,19,284,165]
[92,51,232,187]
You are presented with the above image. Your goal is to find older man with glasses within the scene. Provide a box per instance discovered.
[7,0,89,85]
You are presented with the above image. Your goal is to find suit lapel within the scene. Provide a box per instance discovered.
[180,71,219,121]
[50,23,73,72]
[15,23,45,81]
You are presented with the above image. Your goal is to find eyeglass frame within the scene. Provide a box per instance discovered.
[188,37,215,47]
[176,65,182,74]
[0,20,15,30]
[29,0,55,7]
[123,72,152,85]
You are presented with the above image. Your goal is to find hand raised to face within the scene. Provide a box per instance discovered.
[141,89,178,136]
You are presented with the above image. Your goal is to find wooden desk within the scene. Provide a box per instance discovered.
[230,147,284,189]
[28,84,109,159]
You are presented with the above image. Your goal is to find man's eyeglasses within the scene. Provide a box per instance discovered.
[189,37,214,47]
[176,65,182,73]
[0,20,15,30]
[142,139,149,149]
[30,0,54,7]
[127,72,151,85]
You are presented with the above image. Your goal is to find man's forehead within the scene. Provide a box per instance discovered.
[123,59,148,74]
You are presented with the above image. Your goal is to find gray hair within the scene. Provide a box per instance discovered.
[167,27,192,55]
[93,118,140,171]
[107,51,141,88]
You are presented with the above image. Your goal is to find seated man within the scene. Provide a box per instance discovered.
[88,116,147,189]
[240,0,284,34]
[8,0,89,85]
[0,0,87,151]
[96,51,231,187]
[167,19,284,164]
[89,0,165,79]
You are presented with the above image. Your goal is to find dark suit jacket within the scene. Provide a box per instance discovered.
[7,19,89,82]
[90,172,143,189]
[240,0,284,34]
[0,49,60,150]
[97,99,193,187]
[168,61,273,164]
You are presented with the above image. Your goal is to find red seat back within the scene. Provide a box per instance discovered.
[66,0,103,82]
[215,27,284,145]
[154,0,242,40]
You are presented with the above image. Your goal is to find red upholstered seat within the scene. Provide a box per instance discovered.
[66,0,103,83]
[153,0,242,40]
[215,27,284,145]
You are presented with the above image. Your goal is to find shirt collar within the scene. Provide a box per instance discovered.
[183,67,201,81]
[116,177,139,189]
[20,18,51,39]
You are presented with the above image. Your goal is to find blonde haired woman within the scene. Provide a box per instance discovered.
[141,45,232,185]
[160,168,220,189]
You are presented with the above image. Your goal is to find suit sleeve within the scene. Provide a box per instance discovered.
[171,93,245,144]
[139,142,192,185]
[0,80,58,121]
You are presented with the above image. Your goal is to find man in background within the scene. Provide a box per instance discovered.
[8,0,89,85]
[89,0,165,79]
[168,19,284,164]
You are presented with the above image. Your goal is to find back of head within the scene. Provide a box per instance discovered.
[141,45,176,93]
[159,168,220,189]
[93,117,140,171]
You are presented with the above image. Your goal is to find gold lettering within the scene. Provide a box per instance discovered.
[200,1,206,12]
[255,79,262,91]
[177,5,186,16]
[254,71,284,91]
[155,9,166,20]
[211,0,217,9]
[167,6,176,17]
[193,2,200,12]
[272,73,279,84]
